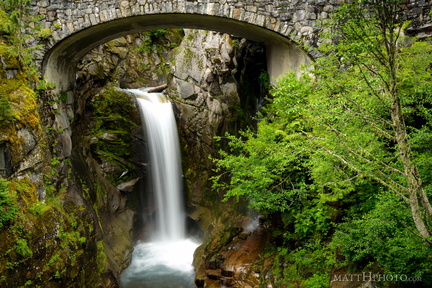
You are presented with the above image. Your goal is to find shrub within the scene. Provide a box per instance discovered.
[332,192,432,286]
[15,238,33,259]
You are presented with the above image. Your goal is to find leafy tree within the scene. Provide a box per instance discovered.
[211,73,313,214]
[210,1,432,286]
[333,192,432,283]
[305,0,432,240]
[0,93,15,125]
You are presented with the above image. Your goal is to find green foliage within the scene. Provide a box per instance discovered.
[37,28,53,39]
[54,271,61,279]
[293,201,331,240]
[91,86,137,131]
[28,202,48,215]
[136,29,173,52]
[310,0,432,239]
[89,86,139,182]
[211,72,312,214]
[211,1,432,285]
[0,178,18,229]
[96,240,108,275]
[0,0,32,35]
[265,237,336,288]
[258,70,270,90]
[289,241,335,286]
[15,238,33,259]
[148,29,168,39]
[47,253,61,267]
[0,0,44,77]
[333,192,432,284]
[0,175,97,286]
[0,93,15,125]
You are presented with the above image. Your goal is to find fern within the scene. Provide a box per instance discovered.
[0,178,18,229]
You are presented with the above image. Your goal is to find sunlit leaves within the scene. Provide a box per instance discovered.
[212,127,308,213]
[211,73,312,214]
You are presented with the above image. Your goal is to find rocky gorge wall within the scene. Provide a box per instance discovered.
[72,28,271,287]
[0,36,111,287]
[168,29,267,215]
[0,22,270,287]
[167,29,270,286]
[0,28,185,287]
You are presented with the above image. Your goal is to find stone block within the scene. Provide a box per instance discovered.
[90,14,98,25]
[323,5,334,12]
[206,269,222,280]
[176,78,197,99]
[308,12,316,20]
[293,9,306,21]
[232,8,242,19]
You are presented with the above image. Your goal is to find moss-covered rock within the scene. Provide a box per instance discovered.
[69,83,145,281]
[0,34,109,287]
[0,178,106,287]
[0,25,267,287]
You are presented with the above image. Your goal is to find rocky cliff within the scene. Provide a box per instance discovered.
[71,28,270,287]
[70,30,186,283]
[0,34,110,287]
[0,26,269,287]
[166,29,270,287]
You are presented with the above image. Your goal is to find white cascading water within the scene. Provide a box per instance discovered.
[120,88,199,288]
[137,90,185,241]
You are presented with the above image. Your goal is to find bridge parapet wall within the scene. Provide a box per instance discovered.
[31,0,338,53]
[28,0,431,91]
[29,0,432,62]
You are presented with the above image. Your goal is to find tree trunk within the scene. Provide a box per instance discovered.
[390,94,431,238]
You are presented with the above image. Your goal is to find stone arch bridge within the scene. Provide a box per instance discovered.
[30,0,431,92]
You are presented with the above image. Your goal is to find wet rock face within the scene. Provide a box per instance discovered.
[67,31,185,284]
[167,29,267,214]
[70,28,267,286]
[166,29,269,287]
[170,30,240,103]
[69,86,143,281]
[75,30,184,105]
[195,223,271,288]
[169,30,241,154]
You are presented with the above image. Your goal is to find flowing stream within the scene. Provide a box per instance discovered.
[120,88,200,288]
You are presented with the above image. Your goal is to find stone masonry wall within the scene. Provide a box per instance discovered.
[31,0,337,52]
[29,0,432,62]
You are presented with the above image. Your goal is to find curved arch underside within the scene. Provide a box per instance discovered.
[43,13,312,92]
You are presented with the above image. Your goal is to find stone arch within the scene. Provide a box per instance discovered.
[42,13,312,92]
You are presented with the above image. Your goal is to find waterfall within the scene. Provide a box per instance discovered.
[134,89,185,241]
[120,88,199,288]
